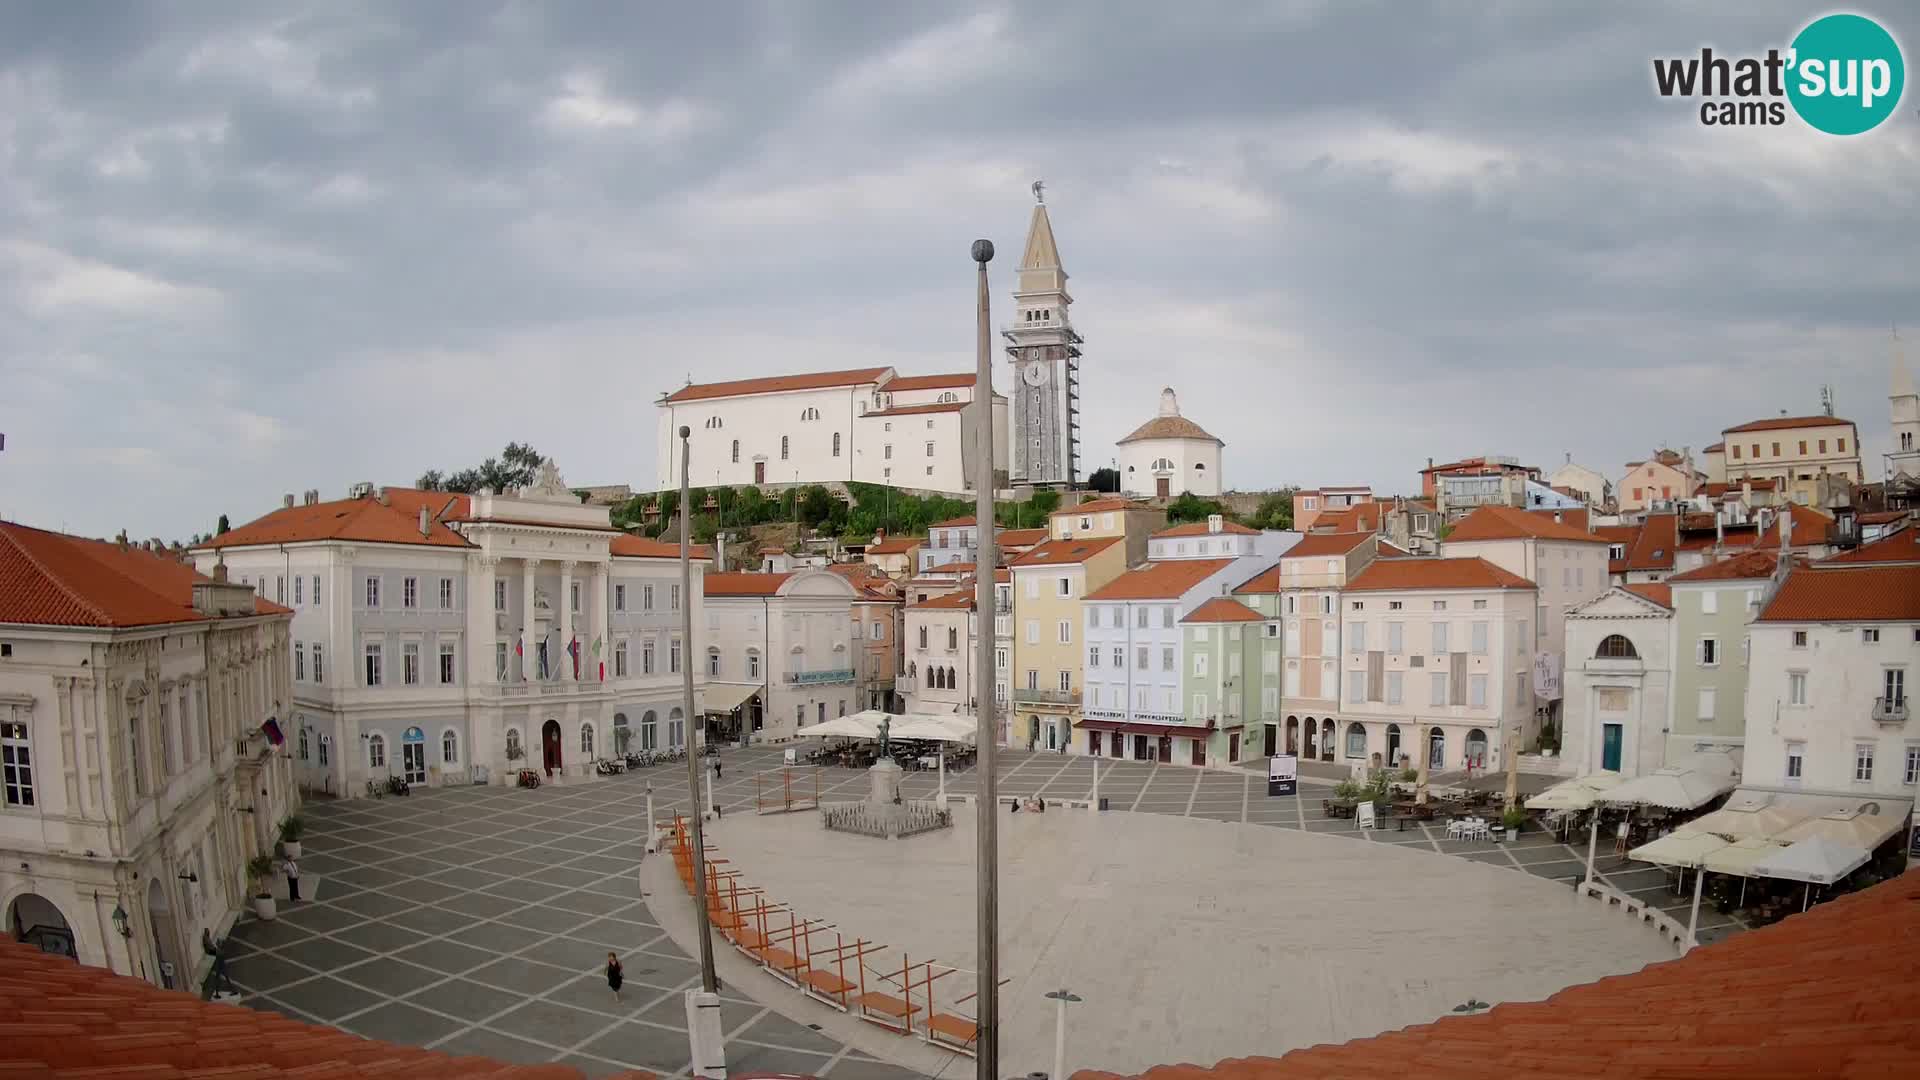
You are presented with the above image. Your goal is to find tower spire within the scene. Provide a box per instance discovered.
[1894,325,1914,400]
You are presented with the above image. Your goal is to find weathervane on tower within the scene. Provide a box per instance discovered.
[1032,179,1044,204]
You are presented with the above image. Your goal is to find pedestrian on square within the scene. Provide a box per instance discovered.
[202,928,236,995]
[713,758,722,780]
[605,952,624,1002]
[283,856,301,903]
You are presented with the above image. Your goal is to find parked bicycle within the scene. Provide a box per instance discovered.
[365,779,384,799]
[385,775,411,796]
[516,768,542,788]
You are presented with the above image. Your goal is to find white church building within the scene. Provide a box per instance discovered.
[1119,388,1224,498]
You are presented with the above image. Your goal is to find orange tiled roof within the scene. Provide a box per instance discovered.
[1446,505,1606,544]
[1785,502,1834,547]
[1009,534,1123,567]
[1311,502,1380,532]
[918,584,979,610]
[1621,582,1673,608]
[1152,520,1258,538]
[1070,871,1920,1080]
[1085,559,1234,601]
[0,938,653,1079]
[1525,506,1589,531]
[1117,414,1222,445]
[931,515,978,528]
[1723,414,1855,433]
[1180,597,1264,623]
[703,571,792,597]
[609,535,711,560]
[1820,524,1918,564]
[864,535,923,555]
[1280,531,1374,559]
[1625,513,1678,571]
[1232,565,1281,595]
[199,493,474,550]
[1,522,284,628]
[1668,549,1786,583]
[1051,498,1151,516]
[1702,440,1726,452]
[865,401,968,417]
[1696,479,1778,497]
[881,372,976,391]
[1345,556,1534,592]
[1757,563,1920,622]
[662,365,892,403]
[998,527,1049,548]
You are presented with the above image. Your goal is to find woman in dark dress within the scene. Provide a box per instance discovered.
[606,951,624,1002]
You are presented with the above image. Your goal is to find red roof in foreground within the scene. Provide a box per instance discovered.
[609,534,711,560]
[1820,524,1918,564]
[199,492,474,550]
[1668,549,1787,583]
[1180,597,1265,623]
[1446,505,1606,544]
[1009,534,1124,567]
[703,571,791,597]
[2,522,286,628]
[0,938,653,1078]
[1621,582,1673,608]
[1345,557,1534,592]
[1072,871,1920,1080]
[1757,563,1920,622]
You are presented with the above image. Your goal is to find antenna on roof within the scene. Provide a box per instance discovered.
[1820,384,1834,417]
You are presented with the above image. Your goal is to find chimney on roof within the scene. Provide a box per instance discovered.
[419,506,430,537]
[1207,513,1223,535]
[115,530,128,551]
[377,487,391,506]
[283,493,294,509]
[1779,507,1792,546]
[305,489,318,506]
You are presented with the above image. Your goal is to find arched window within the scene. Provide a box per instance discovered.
[318,734,331,765]
[705,416,723,429]
[505,728,522,760]
[613,713,630,753]
[367,733,386,768]
[946,666,956,690]
[832,432,841,457]
[1596,634,1639,659]
[1466,728,1488,768]
[442,729,459,765]
[667,708,685,748]
[1345,722,1366,758]
[1194,462,1205,471]
[1152,458,1174,471]
[926,665,935,688]
[731,440,740,463]
[1427,726,1446,770]
[298,725,310,760]
[580,723,595,757]
[801,407,820,421]
[707,647,721,677]
[781,436,790,460]
[641,710,658,751]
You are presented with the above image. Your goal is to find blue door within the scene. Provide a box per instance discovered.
[1601,723,1623,772]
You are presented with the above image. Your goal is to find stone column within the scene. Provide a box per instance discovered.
[559,561,576,681]
[521,559,537,682]
[592,562,611,685]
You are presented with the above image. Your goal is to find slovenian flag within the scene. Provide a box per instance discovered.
[592,636,605,682]
[261,717,285,746]
[567,636,580,679]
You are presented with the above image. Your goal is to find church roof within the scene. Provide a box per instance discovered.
[1119,415,1222,445]
[1020,202,1062,271]
[663,366,893,403]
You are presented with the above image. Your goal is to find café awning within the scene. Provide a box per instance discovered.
[1627,830,1729,869]
[802,714,884,740]
[1776,805,1909,849]
[1596,752,1739,811]
[1527,772,1624,812]
[1752,836,1871,886]
[1701,837,1786,878]
[698,682,762,714]
[890,715,977,743]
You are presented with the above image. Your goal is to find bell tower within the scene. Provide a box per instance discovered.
[1890,328,1919,480]
[1002,181,1082,488]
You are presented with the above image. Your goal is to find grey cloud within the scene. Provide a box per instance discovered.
[0,1,1915,540]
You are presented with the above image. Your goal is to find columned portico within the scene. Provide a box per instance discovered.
[521,559,537,681]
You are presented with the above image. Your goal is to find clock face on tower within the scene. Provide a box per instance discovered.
[1022,361,1049,387]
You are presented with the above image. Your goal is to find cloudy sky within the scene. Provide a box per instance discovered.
[3,1,1916,541]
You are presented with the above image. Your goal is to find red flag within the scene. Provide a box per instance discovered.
[598,661,606,682]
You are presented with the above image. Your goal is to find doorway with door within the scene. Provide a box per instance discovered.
[753,461,766,484]
[541,719,562,776]
[1601,723,1623,772]
[1428,727,1446,771]
[401,726,427,784]
[1262,724,1276,757]
[1386,724,1402,770]
[1156,477,1170,498]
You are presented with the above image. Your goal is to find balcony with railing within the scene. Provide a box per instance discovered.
[1873,696,1909,726]
[1012,686,1080,706]
[785,668,855,685]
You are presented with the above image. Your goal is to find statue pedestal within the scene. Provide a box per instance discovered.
[868,759,904,838]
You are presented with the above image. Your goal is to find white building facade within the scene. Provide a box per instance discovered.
[656,369,1008,495]
[1118,388,1224,499]
[3,524,296,989]
[1745,563,1917,796]
[1561,587,1675,779]
[195,467,707,797]
[1080,559,1243,758]
[901,588,978,717]
[703,569,857,743]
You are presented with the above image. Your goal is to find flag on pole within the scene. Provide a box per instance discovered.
[592,636,605,682]
[568,636,580,679]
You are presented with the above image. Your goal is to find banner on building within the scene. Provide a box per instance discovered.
[1532,651,1563,701]
[1267,754,1298,797]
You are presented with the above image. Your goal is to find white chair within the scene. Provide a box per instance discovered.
[1447,819,1466,839]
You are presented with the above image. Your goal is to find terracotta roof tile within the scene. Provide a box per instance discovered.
[703,572,791,597]
[199,494,473,550]
[1117,415,1222,445]
[609,535,711,560]
[931,515,978,528]
[1152,521,1258,538]
[863,401,968,417]
[1345,557,1534,592]
[1525,506,1589,531]
[662,365,892,403]
[1180,597,1265,623]
[1311,503,1380,533]
[1702,441,1726,452]
[1085,559,1234,601]
[1051,498,1152,516]
[998,527,1049,548]
[1232,566,1281,595]
[1280,532,1374,559]
[863,535,923,554]
[1756,563,1920,622]
[1668,549,1785,583]
[1625,513,1678,571]
[1621,582,1673,608]
[0,939,656,1079]
[1445,506,1606,544]
[918,584,978,610]
[0,522,282,628]
[1070,872,1920,1080]
[1008,534,1123,567]
[1723,414,1855,433]
[1820,524,1918,564]
[880,372,977,391]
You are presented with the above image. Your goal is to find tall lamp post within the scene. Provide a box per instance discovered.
[678,425,725,1080]
[1045,988,1083,1080]
[970,237,1001,1080]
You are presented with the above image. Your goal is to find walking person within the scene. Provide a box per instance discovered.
[283,856,301,903]
[202,928,237,996]
[605,951,624,1003]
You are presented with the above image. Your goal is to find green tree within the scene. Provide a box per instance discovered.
[216,514,231,535]
[797,485,840,528]
[1248,492,1294,530]
[1086,467,1120,493]
[416,469,445,491]
[428,441,545,494]
[1164,492,1228,525]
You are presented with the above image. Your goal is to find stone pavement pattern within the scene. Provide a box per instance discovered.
[228,747,1736,1077]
